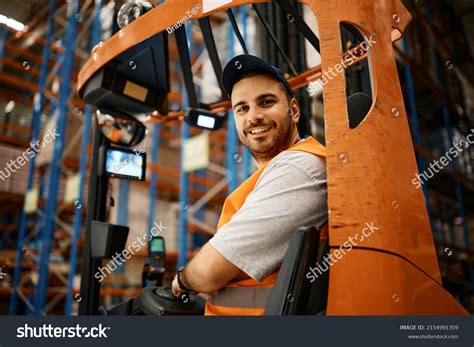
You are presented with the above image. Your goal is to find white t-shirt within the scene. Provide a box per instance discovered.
[210,150,328,282]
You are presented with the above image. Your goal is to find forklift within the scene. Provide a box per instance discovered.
[76,0,468,315]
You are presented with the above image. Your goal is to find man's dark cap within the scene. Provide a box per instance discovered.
[221,54,295,98]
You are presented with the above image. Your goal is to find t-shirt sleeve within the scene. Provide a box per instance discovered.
[209,153,327,282]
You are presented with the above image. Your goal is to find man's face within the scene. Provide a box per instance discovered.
[231,74,299,162]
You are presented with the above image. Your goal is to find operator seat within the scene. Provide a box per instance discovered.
[264,223,329,315]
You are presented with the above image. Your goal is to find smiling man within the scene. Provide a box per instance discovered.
[172,54,328,315]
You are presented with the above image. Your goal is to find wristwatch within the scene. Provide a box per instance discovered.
[177,266,192,292]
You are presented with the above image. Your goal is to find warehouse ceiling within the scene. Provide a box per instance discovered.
[0,0,50,26]
[0,0,471,48]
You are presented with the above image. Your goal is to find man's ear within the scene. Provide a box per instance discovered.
[288,98,300,123]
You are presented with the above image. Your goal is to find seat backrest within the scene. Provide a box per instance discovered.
[264,225,320,315]
[305,240,330,315]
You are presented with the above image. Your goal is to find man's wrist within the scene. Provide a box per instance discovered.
[177,266,193,292]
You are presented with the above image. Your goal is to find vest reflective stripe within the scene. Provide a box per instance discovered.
[205,137,327,316]
[208,286,273,309]
[204,303,265,316]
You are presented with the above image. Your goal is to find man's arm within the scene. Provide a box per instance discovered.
[172,243,243,296]
[172,151,327,297]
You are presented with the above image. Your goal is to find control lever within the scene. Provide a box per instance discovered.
[142,236,166,287]
[99,287,204,315]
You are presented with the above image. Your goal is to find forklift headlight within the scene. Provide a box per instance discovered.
[184,108,225,131]
[117,1,154,29]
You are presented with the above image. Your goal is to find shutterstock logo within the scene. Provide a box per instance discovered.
[16,324,110,338]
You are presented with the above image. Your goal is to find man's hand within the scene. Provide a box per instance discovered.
[170,243,244,295]
[171,275,187,298]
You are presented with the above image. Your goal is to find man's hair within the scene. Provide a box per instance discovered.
[234,70,294,103]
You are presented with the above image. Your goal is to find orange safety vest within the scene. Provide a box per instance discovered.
[205,136,328,316]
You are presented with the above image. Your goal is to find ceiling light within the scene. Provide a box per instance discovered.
[0,14,25,31]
